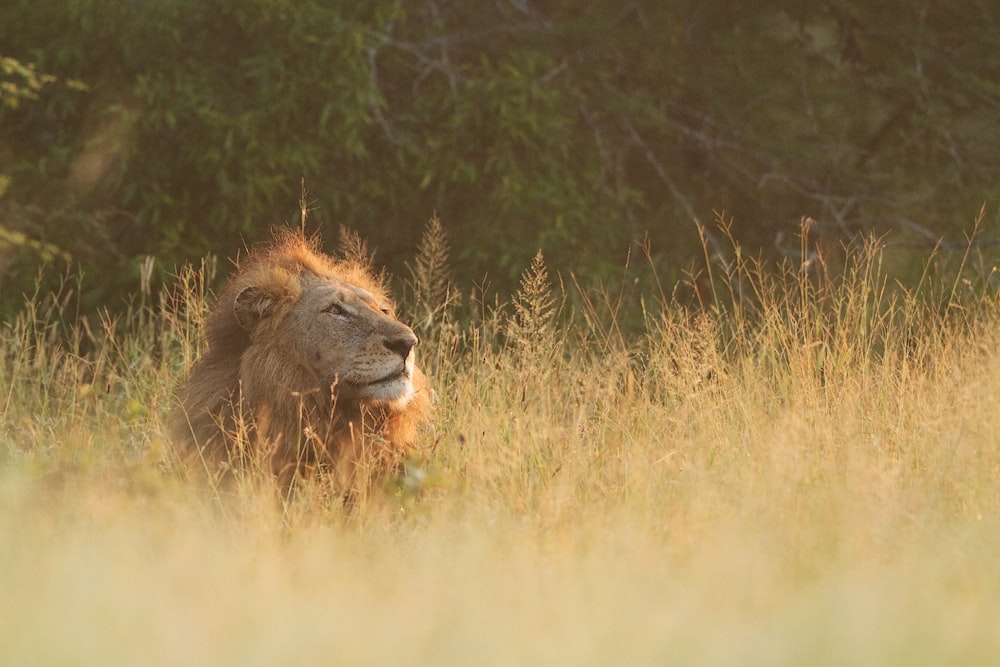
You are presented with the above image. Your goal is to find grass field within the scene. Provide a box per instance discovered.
[2,222,1000,665]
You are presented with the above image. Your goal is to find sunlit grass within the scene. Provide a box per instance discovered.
[2,217,1000,665]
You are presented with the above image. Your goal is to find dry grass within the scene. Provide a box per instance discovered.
[2,218,1000,665]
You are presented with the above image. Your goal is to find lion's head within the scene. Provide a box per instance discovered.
[234,271,419,407]
[170,230,432,490]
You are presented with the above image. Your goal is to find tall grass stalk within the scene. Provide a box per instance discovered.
[1,220,999,665]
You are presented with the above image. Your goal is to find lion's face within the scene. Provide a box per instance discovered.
[235,273,418,407]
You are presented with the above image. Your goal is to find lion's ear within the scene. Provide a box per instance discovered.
[234,286,275,332]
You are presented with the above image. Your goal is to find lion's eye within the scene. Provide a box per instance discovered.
[324,302,347,316]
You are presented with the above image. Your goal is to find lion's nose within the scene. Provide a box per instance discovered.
[384,332,418,360]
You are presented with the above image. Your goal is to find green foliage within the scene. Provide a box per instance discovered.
[2,1,999,316]
[0,55,83,281]
[0,57,56,110]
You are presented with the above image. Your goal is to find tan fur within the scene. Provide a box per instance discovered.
[170,229,431,491]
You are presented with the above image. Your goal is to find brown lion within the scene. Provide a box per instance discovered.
[170,229,431,492]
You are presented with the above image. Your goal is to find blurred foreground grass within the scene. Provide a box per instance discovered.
[2,222,1000,665]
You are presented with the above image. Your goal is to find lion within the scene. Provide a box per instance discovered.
[170,229,432,493]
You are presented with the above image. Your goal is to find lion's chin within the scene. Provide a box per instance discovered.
[360,375,415,407]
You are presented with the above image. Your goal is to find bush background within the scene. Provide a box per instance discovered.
[3,0,1000,312]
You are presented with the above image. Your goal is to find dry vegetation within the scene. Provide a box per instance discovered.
[2,217,1000,665]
